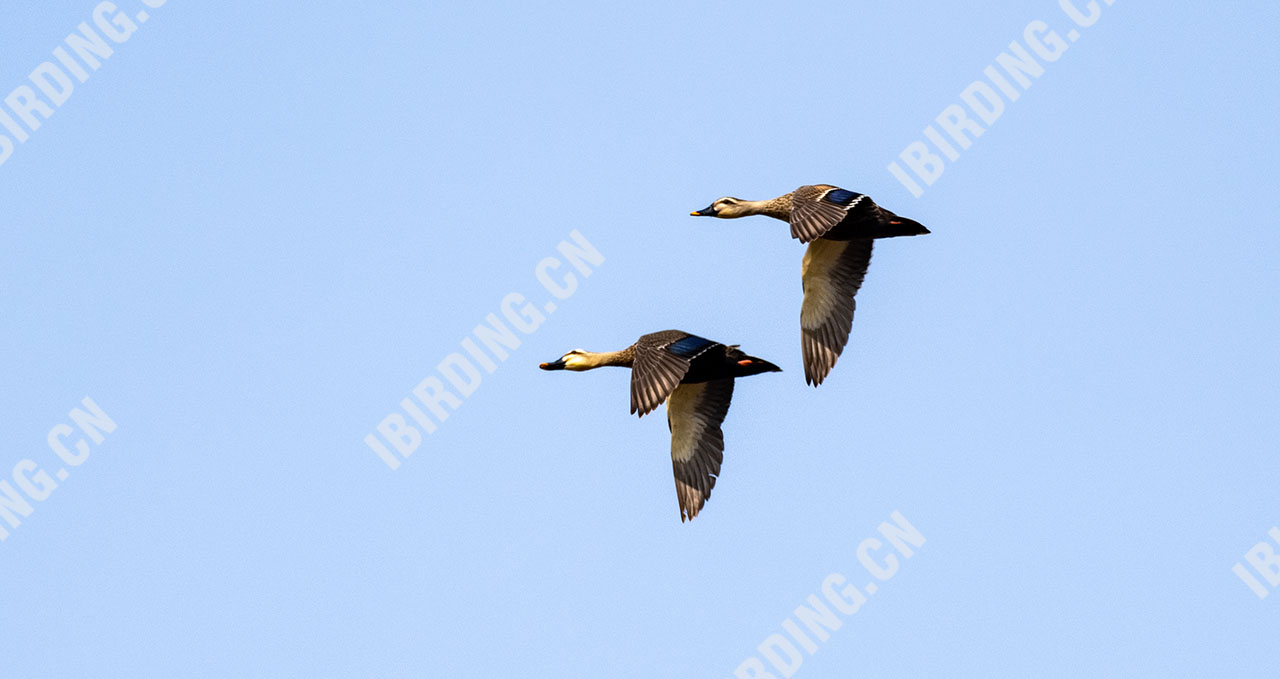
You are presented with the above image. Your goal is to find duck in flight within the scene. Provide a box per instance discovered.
[540,330,781,522]
[691,185,929,386]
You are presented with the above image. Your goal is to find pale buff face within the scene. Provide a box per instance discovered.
[558,350,594,371]
[692,197,749,219]
[537,349,596,371]
[710,197,748,218]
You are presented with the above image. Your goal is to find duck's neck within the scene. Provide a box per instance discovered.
[579,348,634,369]
[738,195,793,222]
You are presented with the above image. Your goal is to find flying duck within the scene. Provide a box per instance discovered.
[691,185,929,386]
[540,330,781,522]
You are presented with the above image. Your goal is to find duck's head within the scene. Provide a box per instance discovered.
[691,197,748,219]
[539,349,593,371]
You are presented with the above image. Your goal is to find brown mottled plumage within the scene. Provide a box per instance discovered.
[692,185,929,385]
[540,330,781,522]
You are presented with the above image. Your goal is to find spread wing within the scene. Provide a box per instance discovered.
[800,238,874,386]
[630,333,724,417]
[667,378,734,522]
[789,186,872,243]
[629,344,689,419]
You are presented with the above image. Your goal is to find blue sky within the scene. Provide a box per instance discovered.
[1,1,1278,677]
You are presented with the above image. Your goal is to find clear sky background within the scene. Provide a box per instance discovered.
[2,1,1278,677]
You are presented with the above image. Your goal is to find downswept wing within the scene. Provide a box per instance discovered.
[630,347,689,417]
[800,238,874,386]
[630,333,724,417]
[667,378,734,522]
[789,185,872,243]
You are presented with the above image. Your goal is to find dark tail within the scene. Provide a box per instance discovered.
[873,209,930,238]
[730,350,783,377]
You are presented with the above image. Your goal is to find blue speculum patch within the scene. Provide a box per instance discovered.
[826,189,861,205]
[667,335,716,358]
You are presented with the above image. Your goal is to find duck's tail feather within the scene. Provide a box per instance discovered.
[872,208,931,238]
